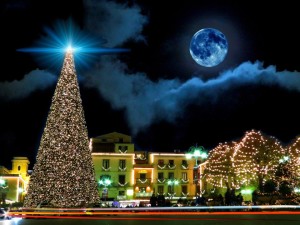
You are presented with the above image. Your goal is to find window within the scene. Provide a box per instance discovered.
[140,173,146,180]
[158,185,164,195]
[119,190,125,196]
[119,145,128,152]
[182,185,187,194]
[169,160,174,166]
[103,159,110,169]
[119,175,126,184]
[182,160,187,166]
[119,159,126,169]
[18,166,21,171]
[158,172,164,180]
[182,172,187,181]
[158,159,164,166]
[168,185,174,193]
[168,172,174,179]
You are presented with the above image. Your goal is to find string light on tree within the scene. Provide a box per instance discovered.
[205,142,236,189]
[233,130,285,191]
[22,21,129,208]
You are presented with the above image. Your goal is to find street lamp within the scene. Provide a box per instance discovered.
[167,179,179,199]
[185,146,208,197]
[99,177,112,203]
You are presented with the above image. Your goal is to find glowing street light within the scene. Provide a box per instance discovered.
[185,145,208,197]
[167,179,179,199]
[99,177,112,203]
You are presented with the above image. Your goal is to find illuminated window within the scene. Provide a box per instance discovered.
[103,159,110,169]
[182,172,187,180]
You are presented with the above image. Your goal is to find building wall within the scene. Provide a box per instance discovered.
[150,153,196,199]
[0,157,29,203]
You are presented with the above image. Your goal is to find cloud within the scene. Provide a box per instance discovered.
[0,69,56,101]
[2,0,300,137]
[84,60,300,135]
[83,0,148,47]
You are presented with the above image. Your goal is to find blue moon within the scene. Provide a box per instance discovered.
[190,28,228,67]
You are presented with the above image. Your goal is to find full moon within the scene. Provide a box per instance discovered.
[189,28,228,67]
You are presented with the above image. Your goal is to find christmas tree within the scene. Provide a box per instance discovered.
[24,48,100,208]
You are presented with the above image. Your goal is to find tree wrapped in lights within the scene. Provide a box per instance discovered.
[205,142,236,189]
[233,130,285,191]
[24,50,100,208]
[287,136,300,180]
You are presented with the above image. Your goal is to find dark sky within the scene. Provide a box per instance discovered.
[1,0,300,168]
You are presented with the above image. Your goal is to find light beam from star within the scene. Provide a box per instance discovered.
[17,19,130,73]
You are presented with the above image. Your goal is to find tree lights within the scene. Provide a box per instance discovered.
[23,50,100,208]
[205,130,288,193]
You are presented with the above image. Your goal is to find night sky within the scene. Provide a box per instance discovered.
[1,0,300,168]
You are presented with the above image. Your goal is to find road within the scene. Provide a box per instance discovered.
[2,211,300,225]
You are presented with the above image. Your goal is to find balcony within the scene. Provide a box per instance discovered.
[157,178,166,184]
[135,178,151,185]
[181,164,189,169]
[102,166,111,172]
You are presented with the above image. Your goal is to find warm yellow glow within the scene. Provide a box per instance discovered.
[92,153,135,156]
[16,178,20,202]
[131,169,135,185]
[126,189,134,196]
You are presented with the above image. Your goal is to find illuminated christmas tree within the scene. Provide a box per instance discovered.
[233,130,285,190]
[287,136,300,178]
[205,142,236,189]
[24,49,100,208]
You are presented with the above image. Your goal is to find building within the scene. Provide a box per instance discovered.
[0,157,30,204]
[90,132,207,202]
[1,132,206,205]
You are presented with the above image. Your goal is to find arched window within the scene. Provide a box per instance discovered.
[18,166,21,171]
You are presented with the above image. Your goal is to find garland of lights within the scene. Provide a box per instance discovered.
[118,182,128,187]
[158,164,166,169]
[181,178,189,183]
[181,164,189,169]
[138,179,148,184]
[118,167,127,171]
[168,164,176,169]
[102,166,111,171]
[181,192,189,197]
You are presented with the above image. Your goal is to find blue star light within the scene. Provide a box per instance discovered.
[18,19,129,72]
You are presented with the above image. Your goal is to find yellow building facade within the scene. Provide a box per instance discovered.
[0,157,30,203]
[90,132,206,202]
